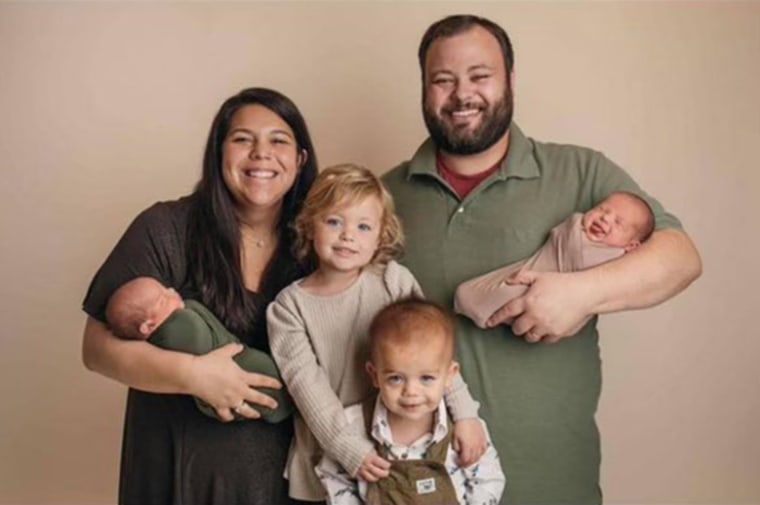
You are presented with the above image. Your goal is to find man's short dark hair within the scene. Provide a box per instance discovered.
[418,14,514,79]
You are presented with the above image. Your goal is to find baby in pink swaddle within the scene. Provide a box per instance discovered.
[454,192,655,329]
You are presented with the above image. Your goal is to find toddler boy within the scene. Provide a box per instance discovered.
[316,298,505,505]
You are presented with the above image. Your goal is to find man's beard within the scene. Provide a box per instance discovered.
[423,90,513,155]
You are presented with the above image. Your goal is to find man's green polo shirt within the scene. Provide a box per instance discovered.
[383,124,681,505]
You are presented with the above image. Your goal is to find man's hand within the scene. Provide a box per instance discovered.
[486,271,593,343]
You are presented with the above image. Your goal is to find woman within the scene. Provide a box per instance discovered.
[82,88,318,504]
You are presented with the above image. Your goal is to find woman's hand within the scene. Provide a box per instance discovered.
[187,343,282,422]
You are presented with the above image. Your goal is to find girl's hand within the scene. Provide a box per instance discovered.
[187,343,282,422]
[452,418,488,467]
[357,451,390,482]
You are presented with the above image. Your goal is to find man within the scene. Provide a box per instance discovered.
[383,14,701,505]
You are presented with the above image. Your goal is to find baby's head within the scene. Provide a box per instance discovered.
[366,298,459,423]
[293,164,403,269]
[581,192,655,251]
[106,277,185,340]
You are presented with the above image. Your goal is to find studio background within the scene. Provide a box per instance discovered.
[1,2,757,504]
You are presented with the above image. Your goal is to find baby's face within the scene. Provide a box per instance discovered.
[581,194,647,249]
[147,284,185,328]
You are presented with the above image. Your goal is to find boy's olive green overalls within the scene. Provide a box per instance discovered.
[362,396,459,505]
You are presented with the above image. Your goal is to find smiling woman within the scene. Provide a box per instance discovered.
[222,104,306,215]
[81,88,318,505]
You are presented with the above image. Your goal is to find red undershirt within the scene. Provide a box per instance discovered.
[436,153,504,199]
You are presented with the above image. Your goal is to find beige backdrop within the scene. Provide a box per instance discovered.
[1,2,758,504]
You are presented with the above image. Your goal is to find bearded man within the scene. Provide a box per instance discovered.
[383,14,701,505]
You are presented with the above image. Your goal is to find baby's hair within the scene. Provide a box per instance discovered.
[610,191,655,242]
[293,163,403,266]
[105,277,161,340]
[368,297,456,364]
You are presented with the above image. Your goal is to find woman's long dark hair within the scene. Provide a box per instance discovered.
[187,88,318,337]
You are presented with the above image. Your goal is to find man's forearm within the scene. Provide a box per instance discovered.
[583,228,702,314]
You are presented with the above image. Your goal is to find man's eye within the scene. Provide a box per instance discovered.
[472,74,490,82]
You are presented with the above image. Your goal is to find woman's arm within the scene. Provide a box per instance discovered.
[82,316,280,421]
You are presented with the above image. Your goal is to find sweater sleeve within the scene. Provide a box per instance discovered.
[384,261,480,419]
[444,372,481,421]
[267,291,374,476]
[315,404,366,505]
[383,260,424,299]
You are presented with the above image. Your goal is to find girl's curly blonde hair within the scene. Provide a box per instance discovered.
[293,164,404,267]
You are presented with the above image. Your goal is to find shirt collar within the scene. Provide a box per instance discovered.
[370,396,449,447]
[407,122,540,182]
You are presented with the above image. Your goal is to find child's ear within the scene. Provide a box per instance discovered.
[365,361,380,388]
[139,319,156,338]
[445,360,460,388]
[624,240,641,252]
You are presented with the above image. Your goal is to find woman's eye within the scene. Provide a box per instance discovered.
[231,136,251,144]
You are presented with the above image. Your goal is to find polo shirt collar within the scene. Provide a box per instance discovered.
[407,122,540,181]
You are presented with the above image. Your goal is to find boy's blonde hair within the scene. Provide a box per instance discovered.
[293,164,403,266]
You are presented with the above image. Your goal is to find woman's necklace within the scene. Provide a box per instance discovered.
[252,237,267,248]
[242,228,276,250]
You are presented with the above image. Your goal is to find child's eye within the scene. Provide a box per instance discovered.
[421,375,437,385]
[358,223,373,232]
[387,375,403,385]
[325,217,341,227]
